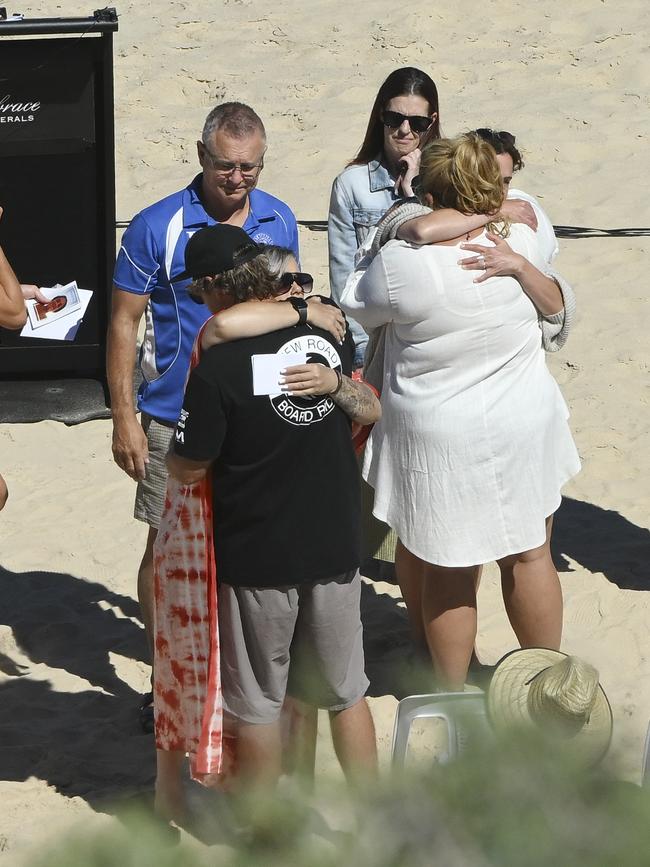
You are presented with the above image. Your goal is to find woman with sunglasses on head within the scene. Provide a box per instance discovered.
[199,246,347,350]
[198,242,377,782]
[341,133,580,692]
[154,242,377,821]
[474,128,558,264]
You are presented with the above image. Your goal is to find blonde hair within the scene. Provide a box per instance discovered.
[419,133,509,236]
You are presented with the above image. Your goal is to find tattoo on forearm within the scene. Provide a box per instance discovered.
[331,376,377,423]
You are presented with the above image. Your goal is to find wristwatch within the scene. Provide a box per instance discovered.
[289,296,309,326]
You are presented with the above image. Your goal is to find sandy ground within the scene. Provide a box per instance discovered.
[1,0,649,861]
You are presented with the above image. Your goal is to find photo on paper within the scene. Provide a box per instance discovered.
[26,281,82,330]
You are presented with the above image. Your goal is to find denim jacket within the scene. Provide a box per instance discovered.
[328,156,402,364]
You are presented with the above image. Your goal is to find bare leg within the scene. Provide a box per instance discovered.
[395,539,426,648]
[138,526,158,665]
[155,749,186,824]
[498,515,562,650]
[421,563,479,691]
[236,721,282,790]
[397,540,484,668]
[329,698,378,786]
[281,698,318,788]
[468,564,484,668]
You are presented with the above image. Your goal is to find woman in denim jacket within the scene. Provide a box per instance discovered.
[328,70,542,368]
[328,67,440,368]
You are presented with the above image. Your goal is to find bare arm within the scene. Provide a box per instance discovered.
[397,208,492,244]
[0,212,27,328]
[201,297,346,351]
[330,375,381,425]
[106,287,150,480]
[0,471,8,511]
[280,364,381,425]
[397,199,539,246]
[460,232,563,315]
[512,258,564,315]
[165,451,211,485]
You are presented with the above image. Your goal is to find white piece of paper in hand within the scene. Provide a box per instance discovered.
[21,285,93,341]
[252,352,307,396]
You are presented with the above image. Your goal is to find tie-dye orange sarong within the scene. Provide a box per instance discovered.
[152,324,235,785]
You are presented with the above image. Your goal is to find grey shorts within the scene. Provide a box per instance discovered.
[133,413,174,529]
[219,571,369,724]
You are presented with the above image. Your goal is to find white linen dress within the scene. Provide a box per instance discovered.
[340,224,581,567]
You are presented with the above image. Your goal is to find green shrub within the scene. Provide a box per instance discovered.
[27,736,650,867]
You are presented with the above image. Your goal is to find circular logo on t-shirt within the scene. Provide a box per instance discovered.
[252,231,274,245]
[271,335,342,427]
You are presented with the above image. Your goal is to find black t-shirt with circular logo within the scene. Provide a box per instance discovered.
[173,323,360,587]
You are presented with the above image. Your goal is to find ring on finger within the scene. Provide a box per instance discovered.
[477,255,486,268]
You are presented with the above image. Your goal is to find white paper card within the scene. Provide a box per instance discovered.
[21,283,93,342]
[252,352,307,396]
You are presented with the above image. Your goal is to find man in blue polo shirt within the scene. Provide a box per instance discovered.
[107,102,299,729]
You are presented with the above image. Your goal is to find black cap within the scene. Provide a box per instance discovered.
[175,224,262,281]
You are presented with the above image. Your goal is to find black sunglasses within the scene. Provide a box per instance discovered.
[278,272,313,293]
[382,110,432,134]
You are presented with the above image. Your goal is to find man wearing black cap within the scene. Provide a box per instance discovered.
[107,103,299,730]
[164,224,379,789]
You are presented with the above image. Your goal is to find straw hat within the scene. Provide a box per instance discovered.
[487,648,613,766]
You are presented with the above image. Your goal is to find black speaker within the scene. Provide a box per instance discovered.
[0,13,117,379]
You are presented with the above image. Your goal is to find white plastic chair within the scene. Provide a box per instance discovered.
[391,691,489,768]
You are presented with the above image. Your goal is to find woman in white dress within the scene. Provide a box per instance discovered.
[341,133,581,690]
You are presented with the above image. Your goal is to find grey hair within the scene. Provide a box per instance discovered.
[258,245,296,278]
[202,101,266,144]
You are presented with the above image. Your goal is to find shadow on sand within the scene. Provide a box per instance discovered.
[0,494,646,818]
[552,497,650,591]
[0,566,155,808]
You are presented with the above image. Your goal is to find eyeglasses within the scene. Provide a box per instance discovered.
[202,144,266,178]
[381,110,432,134]
[278,272,313,294]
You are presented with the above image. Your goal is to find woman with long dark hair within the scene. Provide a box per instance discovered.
[328,70,539,369]
[328,67,440,367]
[328,69,541,592]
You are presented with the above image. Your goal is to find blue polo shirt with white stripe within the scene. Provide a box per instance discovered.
[113,174,300,424]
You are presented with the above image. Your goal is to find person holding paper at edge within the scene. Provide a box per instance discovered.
[0,204,28,512]
[0,206,27,331]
